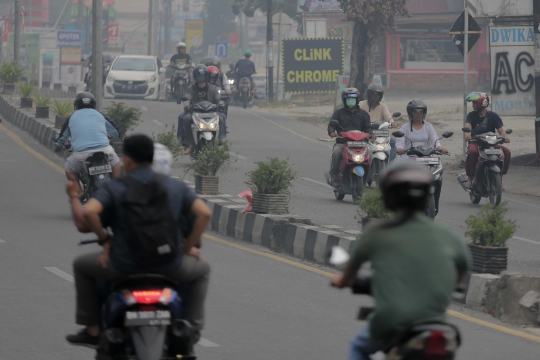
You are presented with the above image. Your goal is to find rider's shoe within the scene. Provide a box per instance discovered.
[66,328,100,349]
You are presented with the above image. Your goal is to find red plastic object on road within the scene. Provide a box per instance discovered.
[238,190,253,213]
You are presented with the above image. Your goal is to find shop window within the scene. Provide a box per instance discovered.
[401,37,463,69]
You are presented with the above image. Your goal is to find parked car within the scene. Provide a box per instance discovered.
[104,55,166,101]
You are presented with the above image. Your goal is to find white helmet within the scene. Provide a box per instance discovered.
[176,42,186,50]
[152,143,173,175]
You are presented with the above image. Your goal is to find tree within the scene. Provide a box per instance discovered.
[232,0,297,19]
[202,0,237,50]
[338,0,408,99]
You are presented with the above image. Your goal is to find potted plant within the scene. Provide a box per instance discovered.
[103,101,142,155]
[51,99,74,128]
[245,157,297,214]
[465,201,517,274]
[17,81,35,108]
[185,140,235,195]
[357,188,390,228]
[32,95,51,118]
[0,61,25,94]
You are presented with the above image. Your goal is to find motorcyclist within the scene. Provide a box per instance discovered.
[201,56,231,94]
[225,63,235,82]
[395,99,448,214]
[233,50,256,93]
[83,53,106,91]
[54,92,121,202]
[358,84,398,162]
[332,160,471,360]
[464,92,511,189]
[328,88,374,185]
[177,64,226,154]
[169,42,193,92]
[207,65,229,132]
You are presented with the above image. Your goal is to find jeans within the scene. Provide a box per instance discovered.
[389,138,397,163]
[348,325,383,360]
[177,112,186,142]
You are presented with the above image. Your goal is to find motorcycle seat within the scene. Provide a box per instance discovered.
[113,274,178,291]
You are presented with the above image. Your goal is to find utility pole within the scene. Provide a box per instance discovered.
[77,0,84,30]
[91,0,103,110]
[534,0,540,159]
[266,0,273,101]
[152,0,159,55]
[147,0,153,55]
[462,0,469,158]
[14,0,21,61]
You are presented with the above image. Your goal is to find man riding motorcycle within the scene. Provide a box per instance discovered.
[358,84,398,162]
[464,92,511,189]
[233,50,256,94]
[169,42,193,92]
[328,87,374,186]
[332,161,471,360]
[177,64,227,154]
[201,56,231,95]
[54,92,121,202]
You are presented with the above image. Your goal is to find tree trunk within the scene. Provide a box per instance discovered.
[350,20,376,101]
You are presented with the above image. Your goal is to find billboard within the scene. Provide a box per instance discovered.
[58,30,82,47]
[297,0,341,12]
[490,26,535,116]
[7,33,40,82]
[185,19,204,60]
[282,38,344,93]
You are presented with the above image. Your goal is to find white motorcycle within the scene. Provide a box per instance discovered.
[367,112,401,187]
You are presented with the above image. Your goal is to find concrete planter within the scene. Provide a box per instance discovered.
[469,243,508,274]
[252,193,289,214]
[55,115,69,129]
[194,175,219,195]
[20,97,33,108]
[361,217,386,228]
[53,83,63,91]
[3,83,15,94]
[35,106,49,118]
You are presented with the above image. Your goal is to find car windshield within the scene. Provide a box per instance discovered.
[112,58,156,71]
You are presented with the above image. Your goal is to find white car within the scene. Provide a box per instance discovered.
[104,55,166,101]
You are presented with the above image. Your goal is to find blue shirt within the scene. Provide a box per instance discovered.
[54,108,119,152]
[235,59,256,78]
[93,166,199,274]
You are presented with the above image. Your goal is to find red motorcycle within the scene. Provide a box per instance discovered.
[325,120,374,202]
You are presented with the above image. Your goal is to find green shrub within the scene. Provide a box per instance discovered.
[245,157,297,194]
[187,141,236,176]
[0,61,25,83]
[357,188,390,219]
[51,99,74,116]
[103,101,142,140]
[32,95,51,107]
[17,81,35,97]
[151,124,184,162]
[465,201,517,247]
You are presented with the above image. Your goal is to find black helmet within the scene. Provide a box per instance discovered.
[341,87,360,108]
[74,92,96,110]
[367,84,384,107]
[200,56,222,70]
[406,99,427,124]
[193,64,209,84]
[380,160,433,212]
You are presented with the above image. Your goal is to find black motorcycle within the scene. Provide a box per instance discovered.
[458,127,512,206]
[171,63,190,104]
[233,77,252,108]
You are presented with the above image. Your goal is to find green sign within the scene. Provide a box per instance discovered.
[7,33,40,82]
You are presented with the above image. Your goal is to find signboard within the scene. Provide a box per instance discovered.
[7,33,40,81]
[449,10,481,56]
[185,19,204,59]
[61,47,82,65]
[490,26,535,116]
[124,33,147,55]
[468,0,532,18]
[215,41,228,58]
[25,27,58,49]
[297,0,341,12]
[282,38,344,93]
[58,30,82,47]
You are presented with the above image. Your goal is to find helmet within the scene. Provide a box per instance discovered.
[176,42,186,50]
[201,56,222,70]
[380,160,433,212]
[74,92,96,110]
[406,99,427,122]
[466,91,489,110]
[207,66,220,85]
[341,87,360,107]
[193,64,209,83]
[152,143,173,175]
[244,49,252,57]
[367,84,384,106]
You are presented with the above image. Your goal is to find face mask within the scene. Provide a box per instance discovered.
[346,98,357,107]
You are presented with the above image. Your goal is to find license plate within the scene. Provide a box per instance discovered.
[125,310,171,327]
[373,130,389,137]
[347,141,367,147]
[484,148,502,155]
[88,164,112,175]
[416,157,440,164]
[127,85,134,90]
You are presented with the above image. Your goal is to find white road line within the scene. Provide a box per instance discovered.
[152,120,165,126]
[301,177,332,188]
[502,196,540,210]
[230,152,247,160]
[197,337,219,347]
[44,267,74,282]
[512,236,540,245]
[141,106,149,111]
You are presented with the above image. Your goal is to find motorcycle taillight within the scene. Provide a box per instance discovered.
[424,331,446,358]
[131,290,163,304]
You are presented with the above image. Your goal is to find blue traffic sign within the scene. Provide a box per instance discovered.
[215,42,228,58]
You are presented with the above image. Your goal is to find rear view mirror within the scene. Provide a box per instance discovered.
[462,127,472,133]
[392,112,401,118]
[329,119,340,129]
[327,246,350,266]
[392,131,405,138]
[442,131,454,138]
[506,129,513,134]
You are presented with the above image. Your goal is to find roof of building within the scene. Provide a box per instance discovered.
[406,0,462,14]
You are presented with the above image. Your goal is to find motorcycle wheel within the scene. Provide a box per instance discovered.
[242,93,248,108]
[351,176,363,203]
[469,191,481,204]
[334,191,345,201]
[425,194,436,218]
[488,172,502,206]
[371,159,383,187]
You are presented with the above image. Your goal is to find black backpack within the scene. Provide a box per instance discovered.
[121,174,179,267]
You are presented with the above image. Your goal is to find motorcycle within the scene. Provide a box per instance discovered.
[324,121,377,202]
[327,246,462,360]
[79,240,197,360]
[392,131,453,218]
[171,63,190,104]
[367,112,401,187]
[457,127,512,206]
[234,77,253,108]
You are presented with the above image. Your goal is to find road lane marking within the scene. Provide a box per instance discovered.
[512,236,540,245]
[230,152,247,160]
[141,106,148,111]
[197,338,219,347]
[301,177,331,188]
[502,196,540,210]
[152,119,165,126]
[203,232,540,344]
[44,267,74,283]
[0,123,64,174]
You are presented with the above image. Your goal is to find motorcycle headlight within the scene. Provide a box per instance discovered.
[107,74,115,82]
[486,136,497,145]
[349,152,365,163]
[197,121,207,130]
[375,144,387,151]
[146,75,156,83]
[208,120,218,130]
[229,79,235,84]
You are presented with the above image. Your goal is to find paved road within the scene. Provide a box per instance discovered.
[109,99,540,277]
[1,109,540,359]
